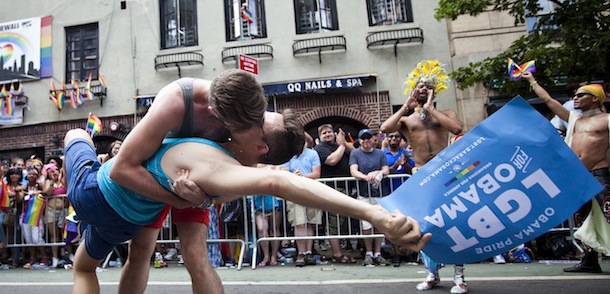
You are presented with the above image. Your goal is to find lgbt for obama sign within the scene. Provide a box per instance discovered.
[379,96,602,264]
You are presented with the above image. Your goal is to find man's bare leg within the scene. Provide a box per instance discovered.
[176,221,223,294]
[118,227,160,294]
[72,242,103,294]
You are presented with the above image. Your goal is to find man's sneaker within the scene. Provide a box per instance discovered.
[177,255,184,265]
[374,256,391,266]
[305,253,317,266]
[225,258,235,267]
[416,273,440,291]
[563,262,602,273]
[295,254,306,267]
[391,255,401,267]
[51,257,59,268]
[362,255,374,266]
[164,248,178,260]
[493,254,506,264]
[450,275,468,294]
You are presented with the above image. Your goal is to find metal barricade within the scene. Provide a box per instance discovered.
[2,193,250,270]
[249,174,410,269]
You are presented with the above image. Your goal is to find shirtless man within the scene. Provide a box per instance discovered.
[381,61,465,294]
[523,71,608,273]
[110,69,303,294]
[64,123,430,293]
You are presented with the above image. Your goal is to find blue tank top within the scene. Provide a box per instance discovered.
[97,138,233,225]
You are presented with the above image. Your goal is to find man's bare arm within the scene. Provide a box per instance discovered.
[109,84,200,208]
[522,72,570,122]
[195,159,430,251]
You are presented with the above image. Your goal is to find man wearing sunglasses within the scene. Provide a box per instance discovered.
[523,71,609,273]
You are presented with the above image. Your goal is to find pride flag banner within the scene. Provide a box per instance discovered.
[85,112,102,138]
[22,193,46,226]
[508,58,536,81]
[379,96,602,264]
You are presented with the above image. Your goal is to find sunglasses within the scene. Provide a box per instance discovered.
[387,134,401,139]
[574,93,592,98]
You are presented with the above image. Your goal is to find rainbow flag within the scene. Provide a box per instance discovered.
[85,73,94,100]
[49,81,59,109]
[98,74,107,93]
[0,179,9,209]
[508,58,536,81]
[242,6,254,23]
[3,94,14,116]
[0,84,7,98]
[22,193,46,226]
[85,112,103,138]
[71,78,84,108]
[9,82,23,96]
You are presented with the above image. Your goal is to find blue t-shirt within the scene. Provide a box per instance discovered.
[97,138,233,225]
[283,148,321,176]
[349,148,389,197]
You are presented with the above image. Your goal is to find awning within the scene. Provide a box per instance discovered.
[263,74,377,96]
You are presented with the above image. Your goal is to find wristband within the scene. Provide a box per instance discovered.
[530,81,538,87]
[195,196,215,209]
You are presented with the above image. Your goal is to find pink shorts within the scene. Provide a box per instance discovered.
[146,206,210,229]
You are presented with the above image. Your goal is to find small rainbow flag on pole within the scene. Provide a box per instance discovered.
[98,74,107,93]
[3,94,14,116]
[0,85,7,98]
[22,193,46,226]
[85,73,94,101]
[242,6,254,23]
[508,58,536,81]
[70,78,84,108]
[86,112,103,138]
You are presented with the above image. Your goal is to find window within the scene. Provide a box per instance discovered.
[294,0,338,34]
[366,0,413,26]
[225,0,267,41]
[526,0,559,34]
[160,0,198,49]
[65,23,99,81]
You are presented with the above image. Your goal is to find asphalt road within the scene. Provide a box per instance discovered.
[1,260,609,293]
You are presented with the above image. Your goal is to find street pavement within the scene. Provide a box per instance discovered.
[1,259,609,293]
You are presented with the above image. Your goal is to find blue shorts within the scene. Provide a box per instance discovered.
[64,138,141,260]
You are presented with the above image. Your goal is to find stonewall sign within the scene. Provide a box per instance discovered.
[379,96,603,264]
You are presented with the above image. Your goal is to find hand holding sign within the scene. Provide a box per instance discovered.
[379,97,602,264]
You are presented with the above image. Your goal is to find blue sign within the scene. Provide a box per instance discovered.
[379,96,602,264]
[263,75,373,96]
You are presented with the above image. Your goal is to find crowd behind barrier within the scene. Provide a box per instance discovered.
[1,174,584,269]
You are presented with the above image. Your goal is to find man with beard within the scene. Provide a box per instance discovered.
[381,60,465,293]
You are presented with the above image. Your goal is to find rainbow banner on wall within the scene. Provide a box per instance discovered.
[379,96,602,264]
[0,16,46,83]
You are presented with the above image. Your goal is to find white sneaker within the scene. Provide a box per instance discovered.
[493,254,506,264]
[178,254,184,264]
[450,275,468,294]
[164,248,178,260]
[51,257,59,268]
[416,273,440,291]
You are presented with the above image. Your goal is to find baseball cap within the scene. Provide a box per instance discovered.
[358,129,374,139]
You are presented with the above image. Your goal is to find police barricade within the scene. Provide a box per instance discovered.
[3,193,249,271]
[249,174,411,269]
